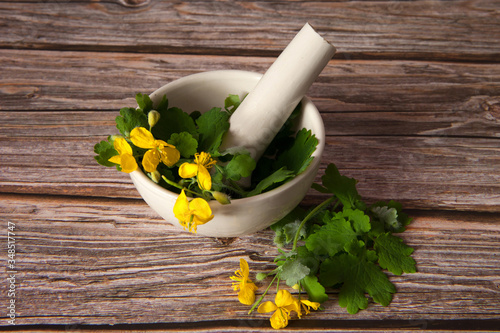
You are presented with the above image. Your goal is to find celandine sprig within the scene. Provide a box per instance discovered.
[231,163,417,329]
[94,92,319,233]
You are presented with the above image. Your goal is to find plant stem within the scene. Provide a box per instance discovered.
[161,176,198,197]
[248,274,277,315]
[292,196,336,251]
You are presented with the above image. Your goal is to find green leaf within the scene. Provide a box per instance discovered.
[271,207,307,247]
[247,168,295,197]
[301,275,328,304]
[168,132,198,158]
[305,215,358,257]
[155,94,168,112]
[320,253,396,314]
[296,246,320,275]
[196,107,230,153]
[224,94,241,114]
[224,154,256,181]
[335,208,371,234]
[274,128,318,175]
[280,257,310,287]
[115,107,148,137]
[374,233,416,276]
[371,201,412,233]
[135,93,153,111]
[321,164,362,209]
[93,137,118,167]
[152,107,197,142]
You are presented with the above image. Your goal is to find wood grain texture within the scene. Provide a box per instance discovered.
[1,50,499,211]
[2,50,499,113]
[0,0,499,61]
[1,0,499,329]
[1,194,499,327]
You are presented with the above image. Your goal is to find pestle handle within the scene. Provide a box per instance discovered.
[220,23,336,161]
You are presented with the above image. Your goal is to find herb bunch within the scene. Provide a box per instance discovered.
[232,163,417,328]
[94,93,318,232]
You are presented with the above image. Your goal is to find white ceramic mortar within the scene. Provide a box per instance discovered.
[129,70,325,237]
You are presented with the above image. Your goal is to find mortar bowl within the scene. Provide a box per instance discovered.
[129,70,325,237]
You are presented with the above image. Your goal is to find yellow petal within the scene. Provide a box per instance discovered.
[119,154,138,173]
[189,198,214,224]
[178,163,199,179]
[238,283,256,305]
[142,149,160,173]
[108,155,122,165]
[275,290,294,308]
[130,127,155,149]
[257,301,278,314]
[173,190,189,225]
[159,145,180,167]
[270,309,290,330]
[113,137,133,155]
[239,258,250,279]
[197,165,212,190]
[301,300,320,311]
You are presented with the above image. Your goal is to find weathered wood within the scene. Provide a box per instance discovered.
[1,0,499,329]
[0,0,499,61]
[1,194,499,326]
[1,107,499,211]
[1,50,500,113]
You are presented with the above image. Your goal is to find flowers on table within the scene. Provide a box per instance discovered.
[258,289,298,329]
[230,258,258,305]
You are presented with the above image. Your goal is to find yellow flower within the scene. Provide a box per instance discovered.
[108,137,138,173]
[130,127,180,173]
[293,296,321,319]
[230,258,258,305]
[178,152,216,190]
[258,290,300,330]
[173,189,214,233]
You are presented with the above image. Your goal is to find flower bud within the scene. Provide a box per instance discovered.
[148,110,161,128]
[292,283,300,290]
[212,191,231,205]
[149,170,161,183]
[256,273,267,281]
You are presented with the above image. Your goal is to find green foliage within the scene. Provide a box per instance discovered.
[273,128,318,175]
[115,107,148,137]
[152,107,197,142]
[374,233,417,275]
[224,154,256,181]
[168,132,198,158]
[259,162,416,315]
[93,137,118,167]
[247,168,295,197]
[196,107,230,154]
[94,92,318,201]
[320,251,396,314]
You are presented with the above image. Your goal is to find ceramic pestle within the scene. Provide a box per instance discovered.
[219,23,336,163]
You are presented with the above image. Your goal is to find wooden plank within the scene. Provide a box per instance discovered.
[1,50,500,113]
[0,134,499,211]
[0,0,499,61]
[1,193,499,326]
[1,108,499,211]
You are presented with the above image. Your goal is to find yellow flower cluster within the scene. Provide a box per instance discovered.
[230,259,320,330]
[108,127,180,173]
[230,259,259,305]
[108,126,218,233]
[258,289,320,329]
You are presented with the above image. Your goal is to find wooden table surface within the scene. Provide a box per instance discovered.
[1,0,499,331]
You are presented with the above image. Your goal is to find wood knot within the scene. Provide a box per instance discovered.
[117,0,150,8]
